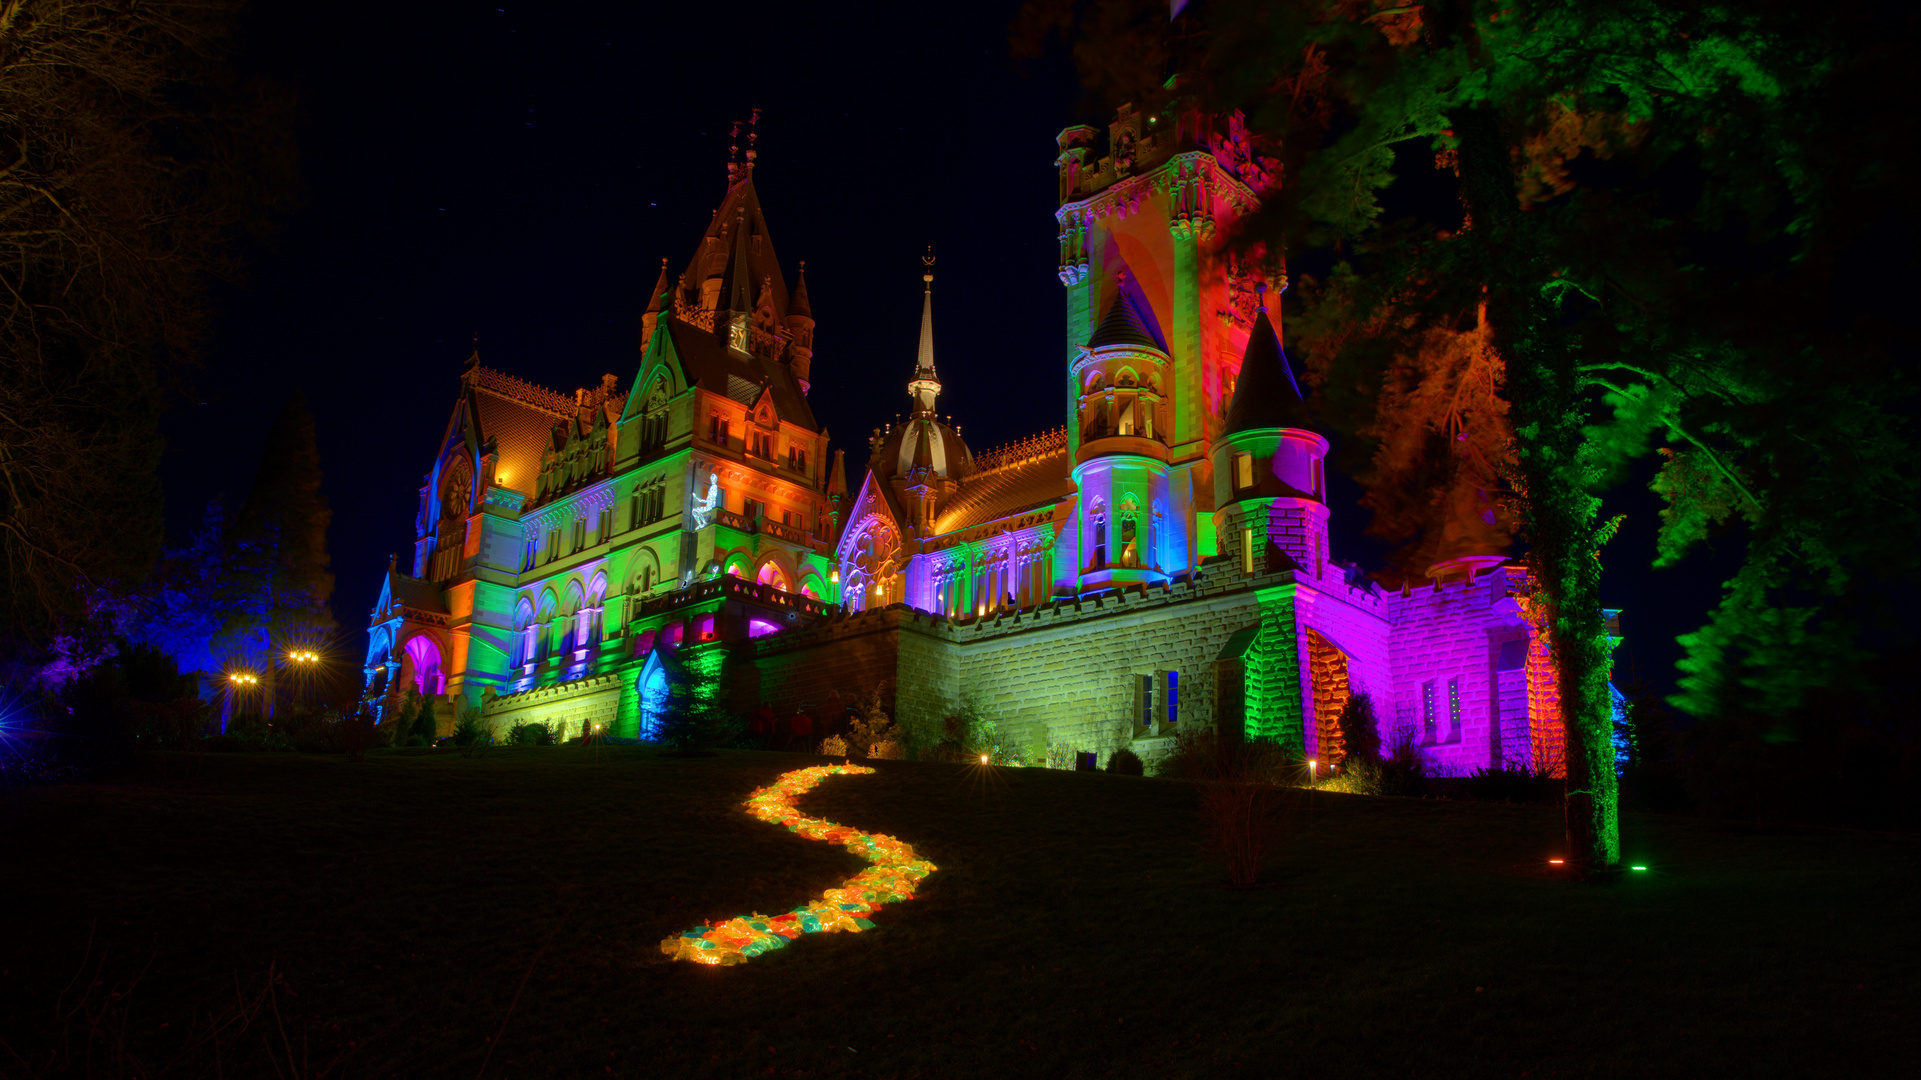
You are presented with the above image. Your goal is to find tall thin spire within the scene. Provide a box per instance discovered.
[909,251,941,415]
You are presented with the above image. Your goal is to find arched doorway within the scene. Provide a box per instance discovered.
[399,634,444,695]
[1306,629,1351,765]
[638,652,669,740]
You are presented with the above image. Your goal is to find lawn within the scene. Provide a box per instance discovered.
[2,748,1914,1078]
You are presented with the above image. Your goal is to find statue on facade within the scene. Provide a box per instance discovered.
[690,470,720,528]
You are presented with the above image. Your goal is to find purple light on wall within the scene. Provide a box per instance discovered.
[403,635,444,695]
[747,618,782,638]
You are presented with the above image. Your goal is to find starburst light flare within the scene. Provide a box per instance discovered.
[661,764,937,966]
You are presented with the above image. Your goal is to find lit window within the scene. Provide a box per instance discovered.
[1235,452,1254,490]
[1422,680,1437,742]
[1167,670,1179,723]
[1447,676,1461,741]
[1240,527,1254,575]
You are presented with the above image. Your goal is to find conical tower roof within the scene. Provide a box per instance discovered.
[644,258,670,313]
[1088,290,1164,351]
[1222,305,1311,434]
[790,261,812,318]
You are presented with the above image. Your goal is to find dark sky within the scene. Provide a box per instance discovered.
[168,0,1717,692]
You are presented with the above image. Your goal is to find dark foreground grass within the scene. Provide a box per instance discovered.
[1,748,1914,1078]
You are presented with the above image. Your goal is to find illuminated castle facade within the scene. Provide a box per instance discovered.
[362,104,1582,774]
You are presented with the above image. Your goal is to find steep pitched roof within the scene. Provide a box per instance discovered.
[1222,306,1311,434]
[1087,290,1164,351]
[465,367,573,496]
[382,567,448,615]
[658,316,818,430]
[684,177,789,319]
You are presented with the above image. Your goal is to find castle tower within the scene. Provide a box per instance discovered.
[1070,286,1178,587]
[1210,286,1329,580]
[1054,99,1278,584]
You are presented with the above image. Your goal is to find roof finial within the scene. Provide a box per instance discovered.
[922,246,935,287]
[746,107,761,166]
[1256,280,1268,313]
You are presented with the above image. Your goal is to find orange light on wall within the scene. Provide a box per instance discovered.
[661,765,937,966]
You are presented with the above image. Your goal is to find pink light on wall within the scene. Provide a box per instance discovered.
[402,635,444,695]
[747,618,781,638]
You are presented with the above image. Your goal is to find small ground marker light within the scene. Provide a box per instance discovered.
[1549,858,1565,865]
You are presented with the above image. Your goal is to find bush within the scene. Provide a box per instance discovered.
[819,734,848,756]
[845,687,901,757]
[409,697,439,746]
[1375,727,1428,797]
[450,701,490,747]
[867,739,903,760]
[1464,760,1563,803]
[508,720,554,746]
[1335,693,1382,768]
[1106,748,1144,775]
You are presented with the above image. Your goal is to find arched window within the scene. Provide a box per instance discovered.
[638,654,670,739]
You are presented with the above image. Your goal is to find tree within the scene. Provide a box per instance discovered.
[219,392,337,656]
[0,0,291,649]
[1028,0,1917,870]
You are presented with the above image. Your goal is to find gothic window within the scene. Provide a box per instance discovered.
[709,414,729,445]
[1119,517,1138,568]
[743,498,764,521]
[1166,671,1180,724]
[1093,514,1107,569]
[571,517,586,553]
[1447,676,1462,742]
[1138,674,1154,726]
[1313,457,1325,500]
[1118,397,1136,436]
[547,527,562,563]
[629,489,643,530]
[522,536,537,572]
[442,455,471,520]
[596,511,611,546]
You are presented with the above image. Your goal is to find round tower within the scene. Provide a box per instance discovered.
[1071,286,1175,588]
[1211,286,1330,579]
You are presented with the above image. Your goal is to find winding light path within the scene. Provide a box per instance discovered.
[660,764,939,966]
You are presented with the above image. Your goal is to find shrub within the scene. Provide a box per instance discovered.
[1106,748,1144,776]
[1045,742,1077,770]
[867,739,903,760]
[1465,760,1562,804]
[845,687,901,757]
[1335,693,1382,767]
[339,710,380,762]
[409,697,439,746]
[1377,727,1428,797]
[450,701,490,747]
[508,720,554,746]
[819,734,848,756]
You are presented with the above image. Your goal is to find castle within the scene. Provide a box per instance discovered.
[361,104,1589,774]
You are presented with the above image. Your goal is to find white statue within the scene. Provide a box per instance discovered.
[690,471,720,529]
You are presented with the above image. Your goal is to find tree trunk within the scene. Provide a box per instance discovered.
[1452,104,1621,876]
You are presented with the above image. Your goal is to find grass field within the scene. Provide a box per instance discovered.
[2,748,1915,1078]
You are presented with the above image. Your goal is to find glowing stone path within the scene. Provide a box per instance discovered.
[660,764,938,966]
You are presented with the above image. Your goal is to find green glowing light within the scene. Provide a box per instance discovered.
[1631,865,1647,871]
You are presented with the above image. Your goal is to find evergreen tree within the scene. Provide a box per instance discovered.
[225,392,336,651]
[1030,0,1917,868]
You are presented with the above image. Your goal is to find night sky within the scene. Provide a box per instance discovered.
[167,0,1722,692]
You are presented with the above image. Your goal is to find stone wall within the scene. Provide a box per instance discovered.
[1384,566,1539,776]
[485,672,622,741]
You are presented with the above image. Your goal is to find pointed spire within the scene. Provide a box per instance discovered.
[790,260,811,318]
[644,258,670,313]
[723,207,754,314]
[909,251,941,415]
[1223,283,1311,435]
[641,258,670,352]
